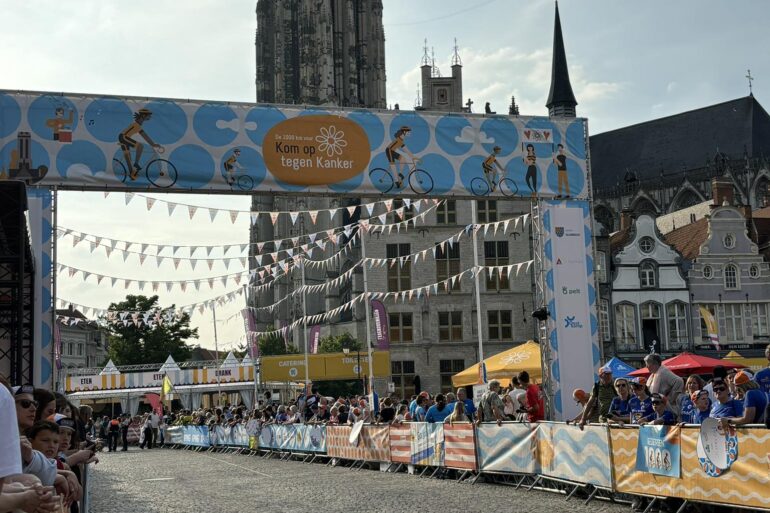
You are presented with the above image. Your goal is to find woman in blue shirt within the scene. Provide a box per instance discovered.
[628,377,653,425]
[679,375,705,425]
[606,378,632,424]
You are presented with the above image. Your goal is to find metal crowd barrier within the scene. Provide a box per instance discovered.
[160,422,770,512]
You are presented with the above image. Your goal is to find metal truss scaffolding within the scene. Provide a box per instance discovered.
[0,182,35,384]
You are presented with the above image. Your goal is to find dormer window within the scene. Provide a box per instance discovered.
[723,234,735,249]
[639,237,655,254]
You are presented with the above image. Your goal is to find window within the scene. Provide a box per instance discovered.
[699,304,718,344]
[641,302,661,322]
[702,265,713,279]
[477,200,497,223]
[666,302,688,349]
[484,241,509,291]
[439,311,463,341]
[614,303,638,349]
[439,359,465,393]
[389,313,413,343]
[723,234,735,249]
[436,200,457,225]
[392,199,414,221]
[436,242,461,292]
[66,343,73,356]
[638,237,655,254]
[724,304,743,341]
[437,88,448,104]
[724,264,739,289]
[598,299,610,342]
[639,262,656,288]
[596,251,607,283]
[387,244,411,291]
[487,310,512,341]
[391,360,415,398]
[749,264,760,278]
[77,344,83,356]
[751,303,770,338]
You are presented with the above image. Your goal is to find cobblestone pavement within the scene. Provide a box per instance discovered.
[91,448,630,513]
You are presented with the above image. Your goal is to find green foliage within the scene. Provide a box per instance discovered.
[258,326,299,356]
[105,295,197,366]
[317,332,362,354]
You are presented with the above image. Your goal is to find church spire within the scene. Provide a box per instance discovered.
[546,1,577,117]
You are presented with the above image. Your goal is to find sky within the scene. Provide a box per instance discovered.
[1,0,769,357]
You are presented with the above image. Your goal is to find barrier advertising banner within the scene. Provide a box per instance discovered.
[537,422,612,488]
[442,423,477,471]
[541,201,600,420]
[611,427,770,510]
[258,424,326,453]
[476,423,539,475]
[389,425,411,464]
[164,426,185,445]
[0,91,589,199]
[697,418,738,477]
[182,426,211,447]
[326,425,390,462]
[636,426,681,478]
[410,423,444,467]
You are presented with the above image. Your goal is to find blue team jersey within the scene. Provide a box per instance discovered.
[424,404,452,423]
[629,396,653,424]
[409,399,417,417]
[463,399,477,417]
[710,399,744,419]
[679,396,695,424]
[642,410,677,425]
[755,368,770,394]
[413,406,426,421]
[691,409,711,425]
[608,397,631,418]
[743,389,768,423]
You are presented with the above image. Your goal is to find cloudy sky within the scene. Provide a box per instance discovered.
[1,0,768,355]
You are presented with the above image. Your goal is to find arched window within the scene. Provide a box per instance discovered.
[639,261,656,288]
[614,303,638,350]
[666,301,688,350]
[596,251,607,283]
[724,264,739,289]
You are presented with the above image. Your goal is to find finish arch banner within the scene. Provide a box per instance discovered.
[0,90,589,199]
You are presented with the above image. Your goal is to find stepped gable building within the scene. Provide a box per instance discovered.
[591,96,770,234]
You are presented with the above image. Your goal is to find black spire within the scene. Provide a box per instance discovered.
[546,1,577,117]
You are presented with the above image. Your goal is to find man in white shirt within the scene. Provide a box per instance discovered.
[149,412,160,449]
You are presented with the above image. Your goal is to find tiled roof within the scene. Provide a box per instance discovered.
[590,96,770,189]
[663,218,709,260]
[609,227,632,255]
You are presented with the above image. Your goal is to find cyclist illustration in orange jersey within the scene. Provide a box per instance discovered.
[223,148,242,186]
[386,126,419,189]
[118,108,162,180]
[482,146,505,192]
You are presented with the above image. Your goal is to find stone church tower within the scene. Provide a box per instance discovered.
[250,0,386,341]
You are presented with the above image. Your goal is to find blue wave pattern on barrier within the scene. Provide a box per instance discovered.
[540,424,612,487]
[477,424,539,474]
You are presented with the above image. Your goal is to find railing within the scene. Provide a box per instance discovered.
[162,421,770,511]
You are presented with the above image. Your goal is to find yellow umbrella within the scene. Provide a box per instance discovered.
[452,340,542,387]
[723,350,743,360]
[721,356,767,372]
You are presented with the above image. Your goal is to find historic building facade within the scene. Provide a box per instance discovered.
[56,306,108,372]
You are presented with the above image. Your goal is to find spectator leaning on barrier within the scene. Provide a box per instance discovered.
[679,390,711,425]
[425,394,452,423]
[629,377,653,425]
[645,354,684,415]
[566,389,595,424]
[456,388,476,420]
[639,393,677,426]
[710,378,744,419]
[606,378,632,425]
[754,344,770,394]
[718,371,768,427]
[446,401,468,424]
[476,380,505,426]
[578,367,617,429]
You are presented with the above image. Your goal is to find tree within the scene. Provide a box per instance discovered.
[317,332,362,354]
[104,295,197,365]
[258,326,299,356]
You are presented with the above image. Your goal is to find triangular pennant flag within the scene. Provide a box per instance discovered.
[193,280,201,292]
[365,202,375,216]
[166,282,173,293]
[289,211,299,225]
[208,278,215,290]
[167,202,177,216]
[139,253,147,265]
[152,282,159,292]
[270,212,280,225]
[125,192,135,205]
[146,197,156,211]
[378,213,387,224]
[309,210,318,224]
[124,279,131,289]
[208,209,218,222]
[180,282,187,292]
[189,259,198,271]
[104,191,110,198]
[384,199,393,211]
[413,200,422,213]
[188,205,197,219]
[207,260,214,271]
[173,258,181,270]
[230,211,239,223]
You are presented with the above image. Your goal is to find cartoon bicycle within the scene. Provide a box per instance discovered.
[369,158,433,194]
[223,148,254,191]
[470,146,518,197]
[112,146,178,188]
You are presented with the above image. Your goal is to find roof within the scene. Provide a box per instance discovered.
[590,96,770,189]
[663,217,709,260]
[609,227,632,255]
[545,2,577,110]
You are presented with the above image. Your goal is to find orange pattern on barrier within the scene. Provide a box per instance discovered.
[389,425,411,464]
[443,423,477,471]
[326,425,391,462]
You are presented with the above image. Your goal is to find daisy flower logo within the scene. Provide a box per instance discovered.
[501,351,530,366]
[315,126,348,156]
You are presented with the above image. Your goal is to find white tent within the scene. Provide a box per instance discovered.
[220,351,239,368]
[240,355,253,367]
[159,355,181,372]
[99,359,120,375]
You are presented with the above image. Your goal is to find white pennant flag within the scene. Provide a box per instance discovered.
[122,250,130,263]
[309,210,318,224]
[413,200,422,213]
[139,254,147,265]
[230,211,239,223]
[365,202,375,216]
[89,241,97,253]
[104,191,110,198]
[173,258,181,270]
[146,197,156,210]
[207,260,214,271]
[289,211,299,225]
[378,213,387,224]
[156,255,164,267]
[167,202,176,216]
[193,280,201,292]
[140,243,148,254]
[208,209,218,222]
[125,192,135,205]
[270,212,280,225]
[124,280,132,289]
[188,205,197,219]
[208,278,215,289]
[250,213,258,225]
[152,282,159,292]
[384,199,393,211]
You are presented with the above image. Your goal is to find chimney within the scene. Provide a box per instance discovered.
[620,207,634,231]
[711,178,733,207]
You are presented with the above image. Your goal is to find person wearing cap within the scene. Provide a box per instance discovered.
[717,371,768,427]
[578,367,617,429]
[679,390,711,425]
[644,354,684,416]
[638,393,677,425]
[628,377,653,425]
[51,413,97,467]
[753,344,770,394]
[566,389,596,424]
[709,378,744,419]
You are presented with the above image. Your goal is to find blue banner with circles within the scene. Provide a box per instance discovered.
[0,90,589,198]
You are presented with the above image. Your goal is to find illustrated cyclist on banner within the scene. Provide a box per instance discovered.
[523,143,538,197]
[482,146,505,192]
[223,148,242,186]
[553,143,570,198]
[386,126,419,189]
[118,108,163,180]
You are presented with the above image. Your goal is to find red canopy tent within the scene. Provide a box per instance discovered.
[627,352,746,377]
